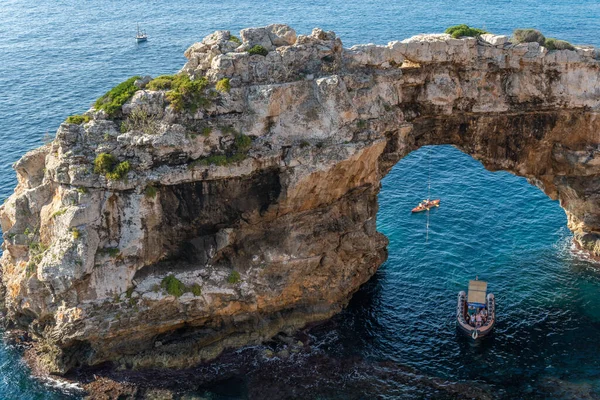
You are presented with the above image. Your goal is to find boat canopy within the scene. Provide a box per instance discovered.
[467,280,487,307]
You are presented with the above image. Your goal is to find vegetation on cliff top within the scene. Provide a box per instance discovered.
[94,153,130,181]
[147,74,210,113]
[512,29,575,50]
[120,108,162,135]
[445,24,488,38]
[94,76,141,117]
[513,29,546,45]
[65,114,91,124]
[544,38,575,51]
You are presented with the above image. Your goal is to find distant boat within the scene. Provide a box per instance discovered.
[411,199,440,213]
[411,146,441,213]
[136,24,147,42]
[457,278,496,339]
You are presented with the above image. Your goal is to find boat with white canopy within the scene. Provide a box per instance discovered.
[457,278,495,339]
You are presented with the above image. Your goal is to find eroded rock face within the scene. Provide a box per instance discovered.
[2,25,600,373]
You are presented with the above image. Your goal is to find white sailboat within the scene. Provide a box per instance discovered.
[136,24,148,42]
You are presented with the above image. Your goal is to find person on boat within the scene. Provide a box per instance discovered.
[475,312,482,328]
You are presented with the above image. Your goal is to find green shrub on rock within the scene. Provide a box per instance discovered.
[215,78,231,93]
[229,35,241,45]
[94,76,141,117]
[147,74,210,112]
[65,114,91,124]
[190,283,202,296]
[161,275,186,297]
[234,133,252,152]
[227,270,241,284]
[248,45,268,56]
[445,24,488,39]
[94,153,117,175]
[512,29,575,51]
[106,161,130,181]
[146,75,176,90]
[544,38,575,50]
[512,29,546,45]
[144,185,157,199]
[94,153,130,181]
[189,133,253,168]
[149,74,209,113]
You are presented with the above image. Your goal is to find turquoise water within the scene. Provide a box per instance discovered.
[1,0,600,398]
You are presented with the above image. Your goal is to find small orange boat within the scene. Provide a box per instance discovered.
[411,199,440,213]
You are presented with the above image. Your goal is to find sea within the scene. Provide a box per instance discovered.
[1,0,600,399]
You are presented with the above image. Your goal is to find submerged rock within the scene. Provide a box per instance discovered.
[1,24,600,375]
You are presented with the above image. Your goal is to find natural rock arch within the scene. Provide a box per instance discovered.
[1,25,600,373]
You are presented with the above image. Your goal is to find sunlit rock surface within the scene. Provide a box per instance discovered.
[1,24,600,373]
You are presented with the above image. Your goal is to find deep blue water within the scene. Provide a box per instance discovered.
[1,0,600,398]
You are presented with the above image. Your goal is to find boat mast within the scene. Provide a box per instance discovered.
[427,146,431,201]
[426,146,431,243]
[426,207,430,243]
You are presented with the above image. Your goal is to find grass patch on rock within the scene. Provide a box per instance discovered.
[189,283,202,296]
[512,29,546,45]
[120,109,161,135]
[94,153,130,181]
[544,37,575,50]
[161,275,186,297]
[94,76,141,117]
[161,275,202,297]
[512,28,575,50]
[65,115,91,124]
[215,78,231,93]
[144,185,157,199]
[27,242,49,277]
[445,24,488,39]
[188,133,252,168]
[248,45,268,56]
[227,270,241,284]
[51,208,67,219]
[147,74,209,113]
[99,247,120,258]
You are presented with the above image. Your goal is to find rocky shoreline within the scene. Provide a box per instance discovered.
[6,325,495,400]
[1,24,600,380]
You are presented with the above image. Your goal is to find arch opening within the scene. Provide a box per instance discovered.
[305,144,600,398]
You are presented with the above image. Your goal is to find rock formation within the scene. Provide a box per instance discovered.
[1,24,600,373]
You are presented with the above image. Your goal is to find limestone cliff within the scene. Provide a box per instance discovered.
[1,25,600,373]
